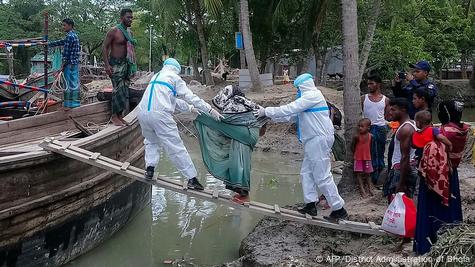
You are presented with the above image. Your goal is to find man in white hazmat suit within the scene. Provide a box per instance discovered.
[254,73,348,221]
[137,58,223,190]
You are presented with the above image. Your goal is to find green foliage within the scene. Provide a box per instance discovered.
[370,24,432,78]
[368,0,473,78]
[0,0,472,78]
[251,0,335,69]
[46,0,131,56]
[0,0,46,76]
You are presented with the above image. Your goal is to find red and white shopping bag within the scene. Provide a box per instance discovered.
[381,192,417,237]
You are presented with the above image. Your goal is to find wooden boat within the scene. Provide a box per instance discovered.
[0,93,150,266]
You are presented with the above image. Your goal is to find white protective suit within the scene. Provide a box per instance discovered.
[137,58,212,180]
[264,73,345,210]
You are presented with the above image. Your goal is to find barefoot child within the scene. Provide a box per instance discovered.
[351,118,374,197]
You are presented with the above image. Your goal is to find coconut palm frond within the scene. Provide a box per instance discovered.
[202,0,223,18]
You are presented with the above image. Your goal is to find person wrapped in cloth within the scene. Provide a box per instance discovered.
[194,85,268,204]
[137,58,223,190]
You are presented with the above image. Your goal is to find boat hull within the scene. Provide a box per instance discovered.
[0,103,150,267]
[0,180,150,267]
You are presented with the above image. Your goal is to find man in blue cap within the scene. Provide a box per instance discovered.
[392,60,438,118]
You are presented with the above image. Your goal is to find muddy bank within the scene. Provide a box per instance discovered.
[222,162,475,267]
[228,217,399,267]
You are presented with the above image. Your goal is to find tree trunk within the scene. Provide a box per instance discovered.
[339,0,361,192]
[314,49,321,85]
[6,48,14,81]
[183,2,201,82]
[238,10,247,69]
[191,56,201,81]
[240,0,262,91]
[461,51,468,79]
[321,46,329,86]
[471,55,475,90]
[272,58,278,79]
[311,0,327,83]
[358,0,381,82]
[192,0,214,86]
[260,55,267,74]
[312,35,321,84]
[301,47,313,73]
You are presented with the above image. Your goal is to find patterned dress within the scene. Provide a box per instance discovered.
[414,123,469,255]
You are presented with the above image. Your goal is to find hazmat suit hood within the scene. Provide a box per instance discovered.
[294,73,317,96]
[162,58,181,74]
[264,72,334,143]
[137,56,211,115]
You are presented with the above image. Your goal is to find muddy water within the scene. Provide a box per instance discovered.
[461,107,475,122]
[433,107,475,122]
[67,136,303,267]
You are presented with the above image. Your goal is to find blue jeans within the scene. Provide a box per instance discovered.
[370,125,388,183]
[63,64,80,108]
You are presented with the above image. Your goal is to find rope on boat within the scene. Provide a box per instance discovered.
[0,42,42,48]
[0,80,49,93]
[0,38,46,48]
[175,116,198,139]
[0,101,30,108]
[50,71,66,94]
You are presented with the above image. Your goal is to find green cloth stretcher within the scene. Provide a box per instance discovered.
[194,112,266,191]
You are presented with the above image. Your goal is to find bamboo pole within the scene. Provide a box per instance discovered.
[43,12,49,98]
[6,47,14,82]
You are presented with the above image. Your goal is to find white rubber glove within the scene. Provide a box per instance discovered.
[253,106,266,118]
[209,108,224,121]
[190,106,202,115]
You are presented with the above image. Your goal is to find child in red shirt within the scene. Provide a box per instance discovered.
[351,118,374,197]
[412,111,452,154]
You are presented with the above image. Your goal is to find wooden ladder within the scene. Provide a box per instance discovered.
[39,138,389,236]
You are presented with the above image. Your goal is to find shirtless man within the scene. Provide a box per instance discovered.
[103,8,135,126]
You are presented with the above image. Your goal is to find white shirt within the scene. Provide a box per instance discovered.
[363,94,387,126]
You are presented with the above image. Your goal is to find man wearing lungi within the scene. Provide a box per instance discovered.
[103,8,137,126]
[49,18,81,110]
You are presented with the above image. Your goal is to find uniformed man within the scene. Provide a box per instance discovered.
[392,60,438,119]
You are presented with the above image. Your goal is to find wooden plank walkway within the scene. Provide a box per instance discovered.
[39,138,389,236]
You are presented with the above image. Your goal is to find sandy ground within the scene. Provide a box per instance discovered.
[179,82,475,267]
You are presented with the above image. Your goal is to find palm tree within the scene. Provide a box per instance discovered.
[273,0,329,79]
[358,0,381,82]
[240,0,262,91]
[150,0,222,86]
[190,0,216,86]
[340,0,361,190]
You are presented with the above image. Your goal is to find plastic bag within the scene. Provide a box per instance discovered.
[381,192,417,237]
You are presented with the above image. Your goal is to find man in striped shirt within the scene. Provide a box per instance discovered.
[49,18,81,109]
